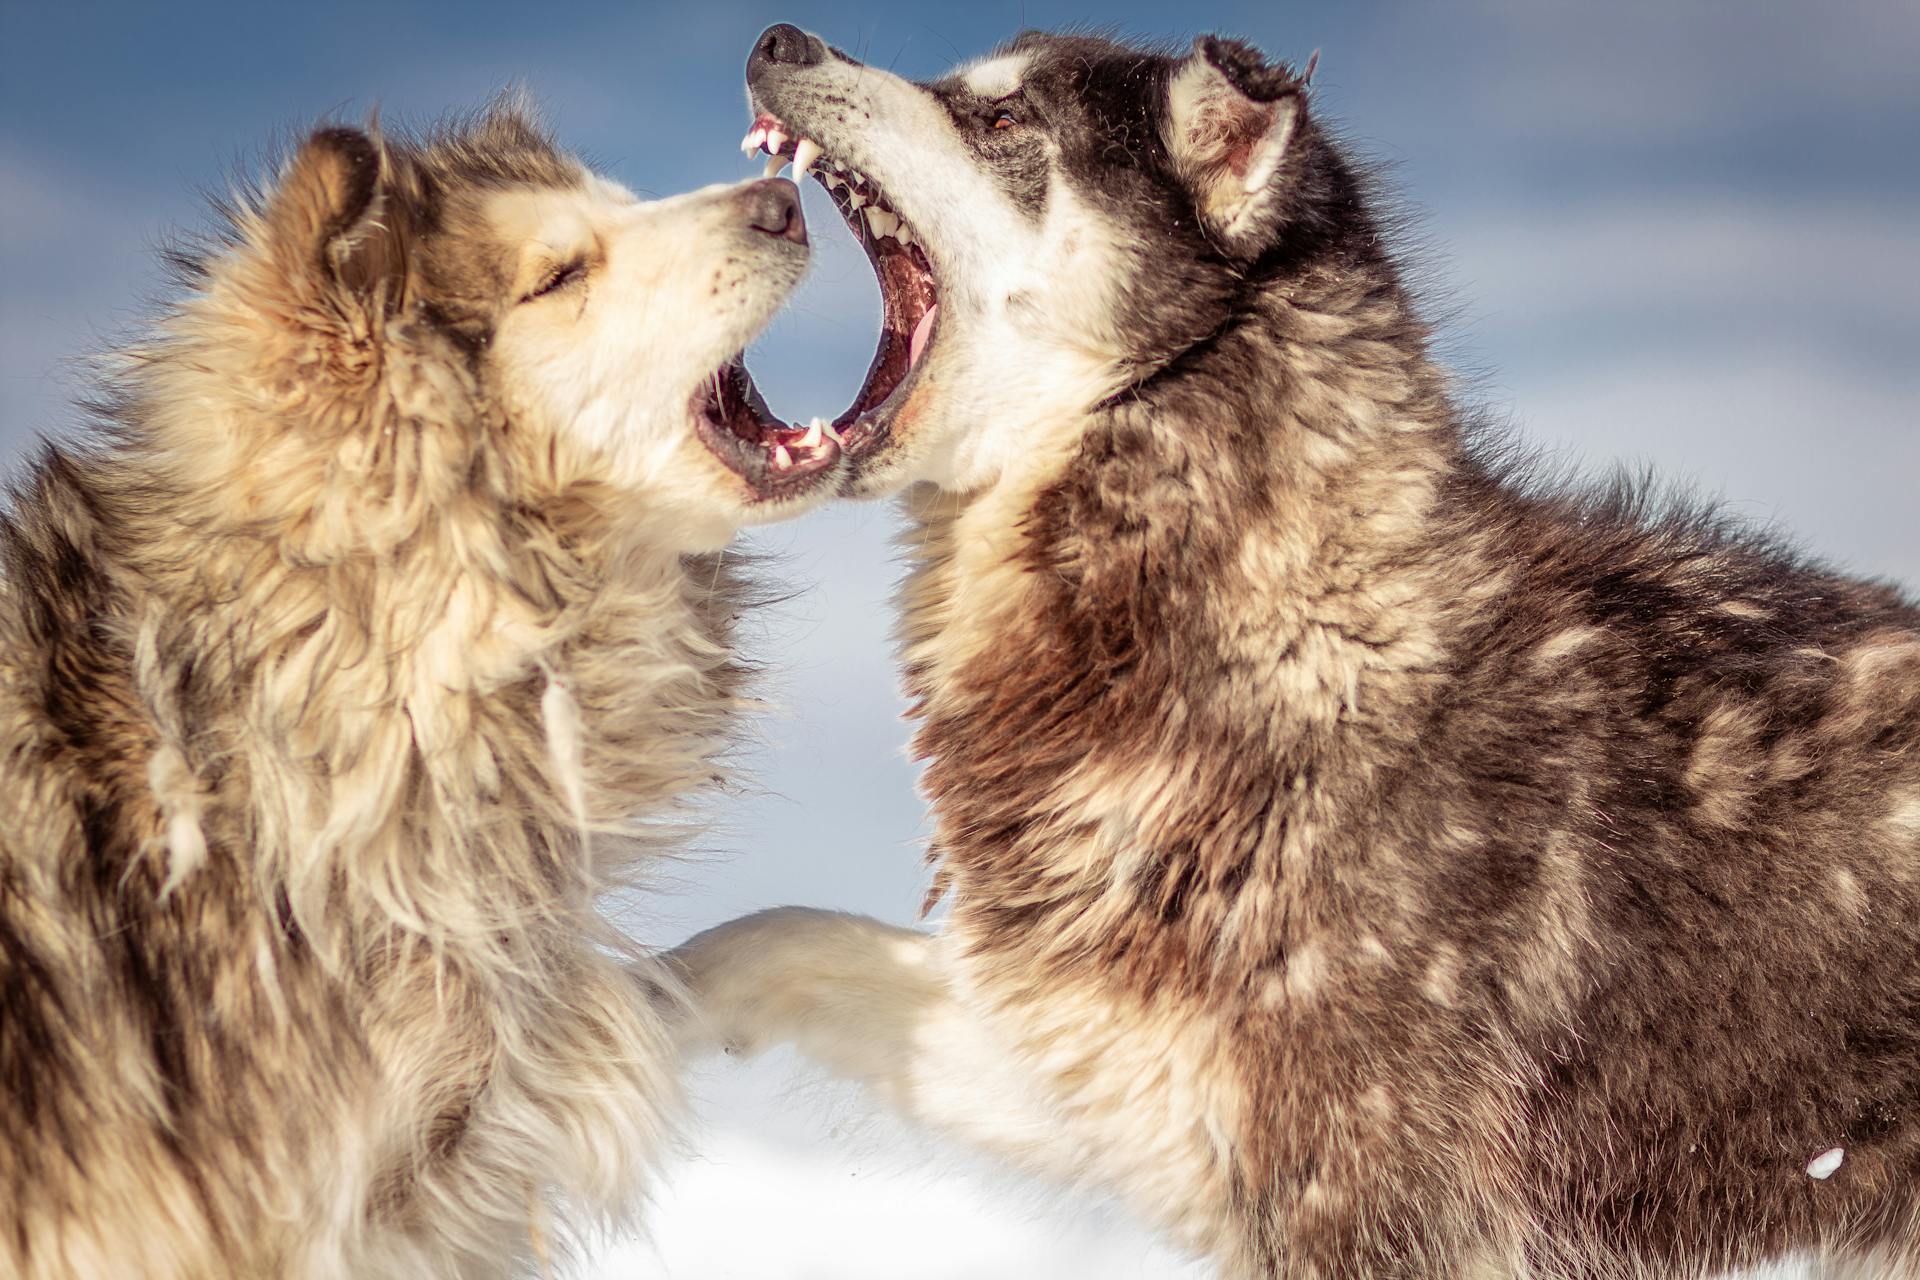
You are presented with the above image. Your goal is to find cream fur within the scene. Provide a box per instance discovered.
[0,108,826,1280]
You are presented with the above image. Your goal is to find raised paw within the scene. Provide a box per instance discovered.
[665,907,933,1062]
[666,906,851,1058]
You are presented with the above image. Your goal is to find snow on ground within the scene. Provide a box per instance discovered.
[592,1054,1210,1280]
[589,1056,1817,1280]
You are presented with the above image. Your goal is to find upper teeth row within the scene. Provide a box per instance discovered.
[740,124,917,248]
[743,123,818,176]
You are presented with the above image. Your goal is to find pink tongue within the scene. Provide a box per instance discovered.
[909,304,939,370]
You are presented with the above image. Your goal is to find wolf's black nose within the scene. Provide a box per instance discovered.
[742,178,807,246]
[749,23,825,81]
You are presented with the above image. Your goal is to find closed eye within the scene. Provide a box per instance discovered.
[521,258,588,304]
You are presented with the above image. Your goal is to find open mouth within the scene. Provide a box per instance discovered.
[744,114,939,457]
[692,356,841,502]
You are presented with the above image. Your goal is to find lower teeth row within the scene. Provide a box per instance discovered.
[768,419,843,471]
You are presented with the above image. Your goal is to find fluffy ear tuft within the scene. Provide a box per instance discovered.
[1166,36,1309,252]
[259,125,408,311]
[269,127,384,269]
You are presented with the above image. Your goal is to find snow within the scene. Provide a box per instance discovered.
[1806,1147,1846,1180]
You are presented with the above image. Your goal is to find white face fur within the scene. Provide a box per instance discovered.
[750,50,1137,498]
[746,32,1311,501]
[487,175,818,549]
[916,170,1133,494]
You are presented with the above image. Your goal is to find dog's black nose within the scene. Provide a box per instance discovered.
[748,23,825,82]
[742,178,807,246]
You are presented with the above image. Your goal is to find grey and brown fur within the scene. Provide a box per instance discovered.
[680,28,1920,1280]
[0,104,820,1278]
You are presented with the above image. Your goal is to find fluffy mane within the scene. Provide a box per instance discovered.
[0,104,756,1279]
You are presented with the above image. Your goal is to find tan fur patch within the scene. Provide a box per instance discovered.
[0,105,802,1280]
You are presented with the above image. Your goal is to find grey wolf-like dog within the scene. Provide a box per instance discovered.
[679,27,1920,1280]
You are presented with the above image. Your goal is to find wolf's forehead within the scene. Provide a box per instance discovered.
[958,52,1030,98]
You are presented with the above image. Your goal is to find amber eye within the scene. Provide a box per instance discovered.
[991,108,1019,130]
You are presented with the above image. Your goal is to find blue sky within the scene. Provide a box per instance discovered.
[3,2,1916,1275]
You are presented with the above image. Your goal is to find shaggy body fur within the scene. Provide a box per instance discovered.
[682,29,1920,1279]
[0,108,821,1278]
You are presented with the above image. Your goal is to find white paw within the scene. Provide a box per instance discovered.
[665,906,853,1059]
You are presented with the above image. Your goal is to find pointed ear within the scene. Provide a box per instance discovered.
[259,126,406,311]
[1165,37,1307,252]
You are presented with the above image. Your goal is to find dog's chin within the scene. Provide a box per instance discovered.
[832,377,945,499]
[644,433,831,555]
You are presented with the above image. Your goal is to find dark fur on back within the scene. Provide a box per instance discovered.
[890,32,1920,1279]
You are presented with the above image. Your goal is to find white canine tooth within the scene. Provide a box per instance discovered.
[793,138,823,180]
[772,444,793,470]
[895,222,914,246]
[821,421,845,445]
[766,128,788,154]
[740,126,764,156]
[764,153,789,177]
[865,207,899,238]
[798,418,824,449]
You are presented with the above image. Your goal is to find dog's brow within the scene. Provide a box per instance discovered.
[961,53,1028,99]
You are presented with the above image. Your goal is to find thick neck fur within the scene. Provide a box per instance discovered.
[0,394,744,1270]
[4,340,749,982]
[902,240,1463,968]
